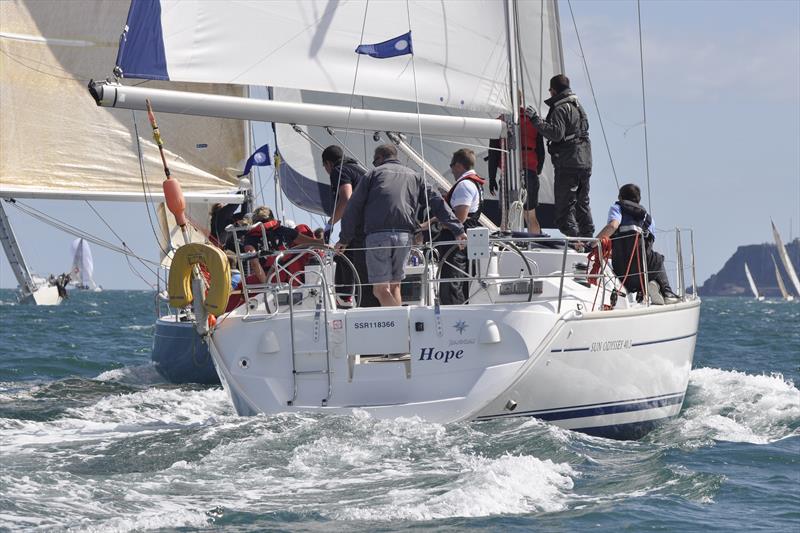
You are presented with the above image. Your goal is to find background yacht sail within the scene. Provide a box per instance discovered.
[70,238,97,290]
[771,220,800,297]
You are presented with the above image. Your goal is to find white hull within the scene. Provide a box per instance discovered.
[18,284,62,306]
[208,244,700,439]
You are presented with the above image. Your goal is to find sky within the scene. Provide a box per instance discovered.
[1,0,798,291]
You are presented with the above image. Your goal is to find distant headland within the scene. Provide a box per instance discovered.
[699,239,800,297]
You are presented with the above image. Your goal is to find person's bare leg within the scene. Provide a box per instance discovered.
[373,283,399,306]
[390,282,402,306]
[526,209,541,234]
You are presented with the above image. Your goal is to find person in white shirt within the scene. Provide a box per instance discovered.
[438,148,486,305]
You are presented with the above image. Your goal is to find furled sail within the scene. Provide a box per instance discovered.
[771,220,800,297]
[70,238,96,289]
[743,262,760,299]
[0,0,247,204]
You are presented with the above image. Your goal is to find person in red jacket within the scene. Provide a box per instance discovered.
[519,106,546,234]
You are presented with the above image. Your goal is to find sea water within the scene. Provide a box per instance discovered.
[0,291,797,532]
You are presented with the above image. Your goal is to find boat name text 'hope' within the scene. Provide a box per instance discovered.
[419,347,464,363]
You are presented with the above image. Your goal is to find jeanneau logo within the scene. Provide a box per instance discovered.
[453,320,468,335]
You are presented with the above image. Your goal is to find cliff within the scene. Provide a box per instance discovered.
[699,239,800,297]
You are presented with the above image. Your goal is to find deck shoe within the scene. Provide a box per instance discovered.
[663,290,681,304]
[648,281,665,305]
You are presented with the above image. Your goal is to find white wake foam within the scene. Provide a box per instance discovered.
[95,364,164,385]
[679,367,800,444]
[1,387,232,451]
[334,452,575,521]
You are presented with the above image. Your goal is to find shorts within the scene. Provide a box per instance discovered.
[365,231,411,283]
[524,169,540,210]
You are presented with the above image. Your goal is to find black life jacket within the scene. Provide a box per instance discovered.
[445,173,485,228]
[611,200,653,292]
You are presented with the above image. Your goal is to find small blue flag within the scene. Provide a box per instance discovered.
[238,143,271,177]
[355,31,413,59]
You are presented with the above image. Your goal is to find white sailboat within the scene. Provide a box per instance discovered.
[743,262,764,301]
[0,200,65,305]
[771,219,800,299]
[772,255,794,302]
[69,238,100,291]
[91,0,701,439]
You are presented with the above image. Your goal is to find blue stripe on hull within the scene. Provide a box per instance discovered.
[476,392,685,439]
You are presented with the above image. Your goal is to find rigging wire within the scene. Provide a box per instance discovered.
[405,0,435,247]
[637,0,653,215]
[7,200,160,269]
[82,200,159,286]
[566,0,620,189]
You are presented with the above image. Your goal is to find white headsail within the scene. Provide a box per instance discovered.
[771,220,800,297]
[70,238,96,289]
[743,262,762,300]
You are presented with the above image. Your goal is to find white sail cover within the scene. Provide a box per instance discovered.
[70,238,95,289]
[771,220,800,297]
[115,0,513,114]
[0,0,247,202]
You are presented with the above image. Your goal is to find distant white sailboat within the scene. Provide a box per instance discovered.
[0,200,66,305]
[772,255,794,302]
[743,262,764,301]
[69,238,101,291]
[771,219,800,298]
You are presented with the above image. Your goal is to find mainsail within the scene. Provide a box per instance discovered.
[770,220,800,297]
[0,0,246,203]
[743,262,760,299]
[102,0,564,228]
[70,238,96,289]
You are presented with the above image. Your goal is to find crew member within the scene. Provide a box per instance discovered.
[321,145,378,307]
[526,74,594,238]
[596,183,679,305]
[336,144,466,307]
[439,148,485,305]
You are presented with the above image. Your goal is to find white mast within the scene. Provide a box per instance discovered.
[771,219,800,297]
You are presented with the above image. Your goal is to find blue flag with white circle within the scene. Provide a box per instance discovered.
[238,143,271,177]
[355,31,413,59]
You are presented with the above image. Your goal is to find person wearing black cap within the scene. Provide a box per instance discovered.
[525,74,594,239]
